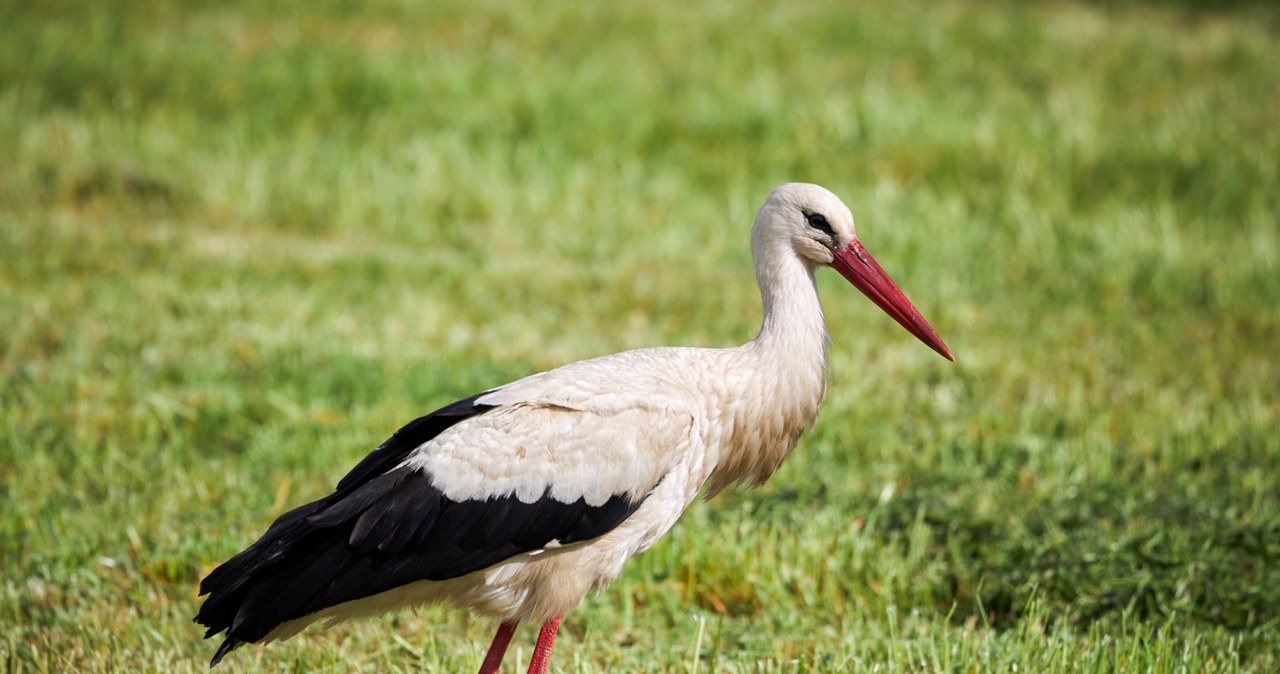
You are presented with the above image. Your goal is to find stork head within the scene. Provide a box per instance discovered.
[754,183,955,361]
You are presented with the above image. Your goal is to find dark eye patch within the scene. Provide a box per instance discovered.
[803,211,836,241]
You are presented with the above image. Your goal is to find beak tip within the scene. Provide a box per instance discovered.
[832,242,956,364]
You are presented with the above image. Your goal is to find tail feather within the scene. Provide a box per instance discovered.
[194,502,343,651]
[209,636,241,668]
[194,393,496,665]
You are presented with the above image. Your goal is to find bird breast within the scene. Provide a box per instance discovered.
[701,344,827,498]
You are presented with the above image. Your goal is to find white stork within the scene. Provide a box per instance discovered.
[196,183,953,672]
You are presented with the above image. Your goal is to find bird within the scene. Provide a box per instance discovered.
[195,183,954,673]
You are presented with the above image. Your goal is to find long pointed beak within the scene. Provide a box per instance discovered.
[830,239,955,361]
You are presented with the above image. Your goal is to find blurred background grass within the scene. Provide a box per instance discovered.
[2,0,1278,671]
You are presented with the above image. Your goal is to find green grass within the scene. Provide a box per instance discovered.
[2,0,1279,671]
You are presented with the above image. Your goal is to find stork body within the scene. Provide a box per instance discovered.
[196,184,953,672]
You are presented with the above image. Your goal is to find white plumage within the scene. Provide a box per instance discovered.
[196,183,953,673]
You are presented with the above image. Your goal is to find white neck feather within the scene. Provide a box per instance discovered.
[752,241,830,359]
[704,241,830,496]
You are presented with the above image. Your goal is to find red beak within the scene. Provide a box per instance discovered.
[830,239,954,361]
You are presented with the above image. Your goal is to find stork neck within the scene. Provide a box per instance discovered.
[703,245,829,496]
[751,246,829,364]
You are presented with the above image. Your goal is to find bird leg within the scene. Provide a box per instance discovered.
[477,621,519,674]
[525,616,562,674]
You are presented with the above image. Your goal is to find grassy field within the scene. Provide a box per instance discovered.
[2,0,1278,671]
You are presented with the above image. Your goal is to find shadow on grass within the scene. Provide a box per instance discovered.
[866,478,1279,659]
[1068,0,1280,15]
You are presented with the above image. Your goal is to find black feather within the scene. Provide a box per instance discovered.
[336,392,492,494]
[195,391,655,666]
[209,636,240,667]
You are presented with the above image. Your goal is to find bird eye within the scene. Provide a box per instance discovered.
[803,211,836,240]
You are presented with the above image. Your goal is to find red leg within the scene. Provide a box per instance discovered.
[477,621,519,674]
[525,616,562,674]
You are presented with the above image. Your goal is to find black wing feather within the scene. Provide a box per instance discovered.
[335,391,493,494]
[195,391,654,667]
